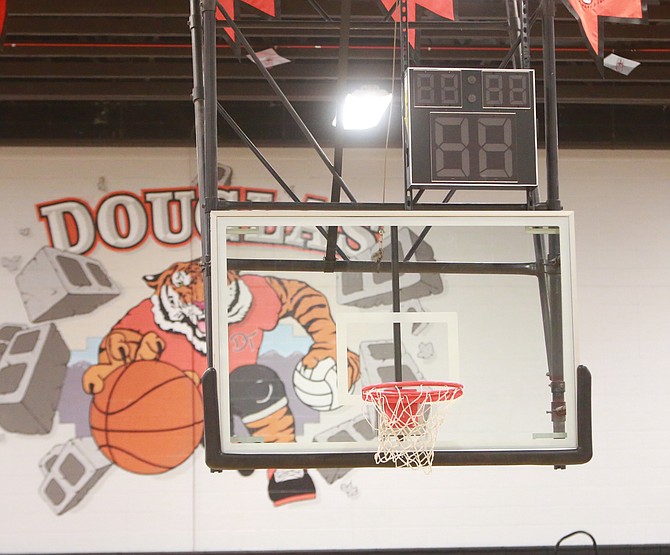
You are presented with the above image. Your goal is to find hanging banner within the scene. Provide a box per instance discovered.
[562,0,646,63]
[216,0,280,42]
[380,0,456,48]
[0,0,8,49]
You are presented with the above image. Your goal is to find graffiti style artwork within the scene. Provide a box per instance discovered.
[0,176,447,519]
[81,256,362,505]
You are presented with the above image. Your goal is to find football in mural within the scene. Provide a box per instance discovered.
[89,360,204,474]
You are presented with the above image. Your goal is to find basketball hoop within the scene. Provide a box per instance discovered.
[362,381,463,471]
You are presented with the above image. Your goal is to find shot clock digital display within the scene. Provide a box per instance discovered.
[406,68,538,189]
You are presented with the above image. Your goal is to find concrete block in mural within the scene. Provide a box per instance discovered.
[336,227,443,308]
[316,467,352,485]
[15,247,119,322]
[0,323,26,359]
[399,298,429,335]
[314,414,376,484]
[359,339,423,385]
[38,437,111,515]
[0,323,70,434]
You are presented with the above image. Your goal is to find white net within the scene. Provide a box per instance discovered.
[362,382,463,471]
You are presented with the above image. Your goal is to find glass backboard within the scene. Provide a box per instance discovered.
[204,210,591,469]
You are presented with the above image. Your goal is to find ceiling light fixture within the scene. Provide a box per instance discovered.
[332,86,393,130]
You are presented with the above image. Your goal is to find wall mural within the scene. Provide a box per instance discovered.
[0,164,444,527]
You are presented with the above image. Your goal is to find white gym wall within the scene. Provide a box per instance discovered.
[0,146,667,552]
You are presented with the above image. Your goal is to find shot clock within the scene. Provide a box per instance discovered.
[406,68,538,189]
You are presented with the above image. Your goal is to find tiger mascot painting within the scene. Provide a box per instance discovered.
[83,258,360,506]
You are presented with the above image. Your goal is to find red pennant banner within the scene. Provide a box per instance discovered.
[380,0,455,48]
[0,0,7,44]
[562,0,645,59]
[246,0,276,16]
[216,0,278,41]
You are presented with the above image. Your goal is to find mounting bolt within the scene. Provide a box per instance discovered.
[550,380,565,394]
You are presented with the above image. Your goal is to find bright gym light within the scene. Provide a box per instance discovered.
[332,86,393,130]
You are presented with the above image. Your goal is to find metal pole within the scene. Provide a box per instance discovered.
[541,0,565,437]
[505,0,521,68]
[399,0,412,209]
[519,0,531,69]
[331,0,351,202]
[542,0,561,211]
[189,0,206,212]
[391,226,403,382]
[200,0,219,365]
[326,0,352,266]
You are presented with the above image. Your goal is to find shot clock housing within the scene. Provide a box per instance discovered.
[405,68,538,191]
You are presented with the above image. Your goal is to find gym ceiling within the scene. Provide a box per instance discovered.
[1,0,668,147]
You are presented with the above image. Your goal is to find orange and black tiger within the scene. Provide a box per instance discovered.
[83,258,360,437]
[82,258,358,503]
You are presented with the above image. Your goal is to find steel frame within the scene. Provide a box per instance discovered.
[189,0,592,470]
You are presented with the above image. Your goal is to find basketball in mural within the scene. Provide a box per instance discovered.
[89,360,204,474]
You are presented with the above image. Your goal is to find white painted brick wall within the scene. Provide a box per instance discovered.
[0,147,668,553]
